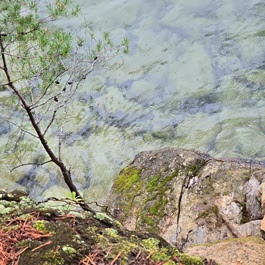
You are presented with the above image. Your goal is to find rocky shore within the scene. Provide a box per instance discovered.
[107,148,265,265]
[1,148,265,264]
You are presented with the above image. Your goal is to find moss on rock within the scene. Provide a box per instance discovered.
[113,166,141,193]
[0,190,207,265]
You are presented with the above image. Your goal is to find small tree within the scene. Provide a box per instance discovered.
[0,0,129,213]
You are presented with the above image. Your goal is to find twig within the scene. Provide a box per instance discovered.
[43,110,57,136]
[146,251,153,260]
[14,246,29,256]
[52,245,61,258]
[31,241,52,252]
[110,250,123,265]
[11,160,52,172]
[0,115,38,138]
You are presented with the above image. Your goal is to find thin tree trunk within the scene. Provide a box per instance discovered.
[0,35,95,214]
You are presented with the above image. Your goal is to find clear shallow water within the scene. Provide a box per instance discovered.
[1,0,265,202]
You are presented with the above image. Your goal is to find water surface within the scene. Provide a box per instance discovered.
[1,0,265,202]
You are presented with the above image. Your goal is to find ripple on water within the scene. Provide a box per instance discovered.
[1,0,265,202]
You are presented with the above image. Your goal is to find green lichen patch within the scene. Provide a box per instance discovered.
[146,175,160,192]
[113,166,141,193]
[95,212,113,222]
[110,167,145,222]
[151,248,172,262]
[137,171,179,233]
[142,237,160,250]
[33,220,49,233]
[62,245,77,256]
[103,228,119,238]
[178,253,204,265]
[110,168,179,233]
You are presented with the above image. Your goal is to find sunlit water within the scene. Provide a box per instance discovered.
[1,0,265,203]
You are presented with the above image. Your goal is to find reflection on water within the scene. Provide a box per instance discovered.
[1,0,265,202]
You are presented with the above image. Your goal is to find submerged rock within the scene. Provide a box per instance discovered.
[106,148,265,251]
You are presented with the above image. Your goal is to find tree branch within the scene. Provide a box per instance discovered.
[11,160,53,172]
[43,110,57,136]
[30,67,71,109]
[0,115,38,138]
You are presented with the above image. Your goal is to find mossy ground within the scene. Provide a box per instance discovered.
[0,193,206,265]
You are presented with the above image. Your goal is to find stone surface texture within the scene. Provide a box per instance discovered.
[185,237,265,265]
[107,148,265,252]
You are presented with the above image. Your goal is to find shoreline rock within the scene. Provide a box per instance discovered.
[107,148,265,264]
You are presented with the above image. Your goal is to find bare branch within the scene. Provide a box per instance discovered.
[11,160,53,172]
[36,101,53,124]
[0,51,33,60]
[0,77,33,87]
[43,109,57,136]
[30,76,72,111]
[58,100,69,161]
[0,115,38,138]
[12,150,24,165]
[30,67,71,108]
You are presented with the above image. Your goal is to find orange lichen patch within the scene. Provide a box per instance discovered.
[0,212,52,265]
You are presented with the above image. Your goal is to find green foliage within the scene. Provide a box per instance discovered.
[64,191,82,202]
[58,191,83,211]
[0,0,128,108]
[0,0,129,168]
[0,0,74,107]
[47,0,72,19]
[122,36,129,54]
[71,5,81,16]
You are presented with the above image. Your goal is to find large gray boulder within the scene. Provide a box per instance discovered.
[106,148,265,251]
